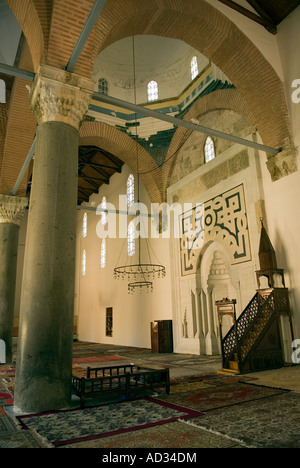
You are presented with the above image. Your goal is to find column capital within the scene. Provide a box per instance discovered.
[29,65,95,129]
[0,194,28,226]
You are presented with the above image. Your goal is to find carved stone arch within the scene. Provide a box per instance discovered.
[79,121,163,203]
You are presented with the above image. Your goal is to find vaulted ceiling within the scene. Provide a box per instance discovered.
[0,0,299,205]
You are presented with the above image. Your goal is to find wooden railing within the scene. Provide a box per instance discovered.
[219,288,289,374]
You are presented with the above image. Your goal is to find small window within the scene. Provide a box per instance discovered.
[106,307,113,337]
[128,220,135,257]
[127,174,134,207]
[101,196,107,225]
[98,78,108,95]
[82,212,87,238]
[101,239,106,269]
[82,249,87,276]
[147,80,158,102]
[191,56,198,80]
[204,136,215,163]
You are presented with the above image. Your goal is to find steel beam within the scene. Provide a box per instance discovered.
[93,92,280,155]
[0,63,35,81]
[10,137,36,196]
[65,0,107,72]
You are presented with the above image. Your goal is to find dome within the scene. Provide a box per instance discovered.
[92,35,211,104]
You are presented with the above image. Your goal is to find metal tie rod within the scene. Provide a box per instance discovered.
[93,92,280,155]
[10,137,36,196]
[0,63,35,81]
[65,0,107,73]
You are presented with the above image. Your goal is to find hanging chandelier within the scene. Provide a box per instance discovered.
[113,36,166,294]
[114,263,166,294]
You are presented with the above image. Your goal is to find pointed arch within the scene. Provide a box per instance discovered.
[76,0,293,163]
[80,121,163,203]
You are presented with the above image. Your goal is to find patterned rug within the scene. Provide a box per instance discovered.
[154,382,290,412]
[0,392,13,406]
[60,420,243,449]
[17,397,203,447]
[187,392,300,448]
[0,415,17,433]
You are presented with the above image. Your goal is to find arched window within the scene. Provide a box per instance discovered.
[147,80,158,102]
[101,196,107,225]
[101,239,106,269]
[191,56,198,80]
[204,136,215,163]
[127,174,134,207]
[82,212,87,238]
[128,220,135,257]
[98,78,108,95]
[82,249,87,276]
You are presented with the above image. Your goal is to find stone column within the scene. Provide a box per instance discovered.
[14,65,94,413]
[0,195,27,363]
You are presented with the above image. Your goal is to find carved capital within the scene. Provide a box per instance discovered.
[266,145,298,182]
[29,65,95,129]
[0,195,28,226]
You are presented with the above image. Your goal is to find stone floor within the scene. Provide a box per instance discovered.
[1,341,300,448]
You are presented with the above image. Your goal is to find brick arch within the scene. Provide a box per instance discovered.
[5,0,45,71]
[162,88,258,195]
[79,121,163,203]
[74,0,292,154]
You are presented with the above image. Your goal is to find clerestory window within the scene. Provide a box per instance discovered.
[101,239,106,269]
[98,78,108,95]
[147,80,158,102]
[204,136,216,163]
[128,220,135,257]
[127,174,134,207]
[191,56,198,80]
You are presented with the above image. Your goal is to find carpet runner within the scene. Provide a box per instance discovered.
[16,397,203,447]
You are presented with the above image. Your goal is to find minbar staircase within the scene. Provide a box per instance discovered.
[218,288,291,374]
[217,219,295,374]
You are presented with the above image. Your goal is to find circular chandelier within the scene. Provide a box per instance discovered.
[114,263,166,294]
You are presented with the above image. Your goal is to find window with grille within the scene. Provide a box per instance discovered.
[204,136,216,163]
[101,239,106,269]
[128,220,135,257]
[191,56,198,80]
[82,249,87,276]
[98,78,108,95]
[147,80,158,102]
[82,212,87,238]
[127,174,134,207]
[101,196,107,226]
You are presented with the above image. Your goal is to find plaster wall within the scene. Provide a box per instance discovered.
[256,7,300,343]
[167,110,271,355]
[75,165,173,349]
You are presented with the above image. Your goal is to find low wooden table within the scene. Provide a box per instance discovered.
[72,363,170,408]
